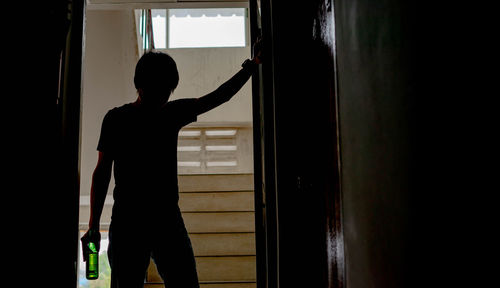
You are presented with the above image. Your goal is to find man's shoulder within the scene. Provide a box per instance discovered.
[106,103,136,118]
[167,98,197,108]
[164,98,199,126]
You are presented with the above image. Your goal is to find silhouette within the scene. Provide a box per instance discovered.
[81,40,262,288]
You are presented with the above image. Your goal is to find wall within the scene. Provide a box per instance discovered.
[257,1,342,287]
[81,9,138,198]
[334,0,414,287]
[16,1,86,285]
[165,47,252,123]
[259,0,416,287]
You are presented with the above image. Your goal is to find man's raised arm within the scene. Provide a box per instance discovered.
[195,39,262,115]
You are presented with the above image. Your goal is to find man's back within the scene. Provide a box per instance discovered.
[98,99,198,220]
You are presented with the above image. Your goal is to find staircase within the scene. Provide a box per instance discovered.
[144,174,256,288]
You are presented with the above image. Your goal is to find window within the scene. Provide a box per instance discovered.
[151,9,167,49]
[141,8,247,49]
[169,8,246,48]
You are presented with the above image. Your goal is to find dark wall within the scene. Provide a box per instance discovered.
[334,0,415,287]
[260,0,342,287]
[263,0,417,287]
[6,1,82,287]
[332,1,492,287]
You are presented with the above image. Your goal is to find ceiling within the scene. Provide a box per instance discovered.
[87,0,249,10]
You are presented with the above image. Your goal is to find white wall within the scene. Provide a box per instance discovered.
[80,9,252,200]
[165,47,252,123]
[81,10,138,197]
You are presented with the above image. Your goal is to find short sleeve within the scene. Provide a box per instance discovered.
[168,98,198,128]
[97,110,115,154]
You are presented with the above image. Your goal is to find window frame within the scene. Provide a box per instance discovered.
[146,7,250,50]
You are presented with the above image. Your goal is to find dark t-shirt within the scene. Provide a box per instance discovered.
[97,99,198,221]
[96,64,255,224]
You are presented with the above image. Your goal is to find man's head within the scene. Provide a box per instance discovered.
[134,51,179,107]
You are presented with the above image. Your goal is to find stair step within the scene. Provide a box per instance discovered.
[190,233,256,256]
[144,283,256,288]
[178,174,254,192]
[179,191,254,212]
[183,212,255,233]
[196,256,256,282]
[147,256,256,283]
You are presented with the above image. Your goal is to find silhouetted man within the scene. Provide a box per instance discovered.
[82,41,262,288]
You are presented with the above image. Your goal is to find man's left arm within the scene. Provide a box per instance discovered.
[194,39,262,115]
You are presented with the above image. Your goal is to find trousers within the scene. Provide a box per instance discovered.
[107,206,199,288]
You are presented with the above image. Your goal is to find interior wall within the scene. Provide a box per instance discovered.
[81,9,138,198]
[17,2,86,285]
[259,0,341,287]
[334,0,414,287]
[165,47,252,123]
[259,0,416,287]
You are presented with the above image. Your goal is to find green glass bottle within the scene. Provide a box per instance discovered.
[86,241,99,280]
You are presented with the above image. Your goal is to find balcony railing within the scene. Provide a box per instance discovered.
[177,123,253,175]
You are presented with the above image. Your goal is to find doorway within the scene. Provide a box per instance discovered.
[78,2,259,288]
[60,1,346,288]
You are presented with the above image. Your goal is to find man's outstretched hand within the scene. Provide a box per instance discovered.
[253,37,263,64]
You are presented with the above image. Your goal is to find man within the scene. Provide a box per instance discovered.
[82,41,262,288]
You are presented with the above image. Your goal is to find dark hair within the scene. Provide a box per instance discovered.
[134,51,179,94]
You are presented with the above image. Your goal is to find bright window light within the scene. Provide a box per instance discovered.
[179,130,202,137]
[178,146,202,152]
[168,8,246,48]
[207,161,238,167]
[178,161,202,167]
[206,145,237,151]
[205,129,238,136]
[152,9,166,49]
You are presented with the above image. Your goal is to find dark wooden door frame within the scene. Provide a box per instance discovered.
[249,1,279,287]
[60,1,345,287]
[56,0,86,286]
[249,0,344,288]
